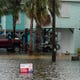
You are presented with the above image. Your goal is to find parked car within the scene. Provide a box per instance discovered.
[0,37,21,52]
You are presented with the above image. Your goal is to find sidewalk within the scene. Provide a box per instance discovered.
[0,53,71,60]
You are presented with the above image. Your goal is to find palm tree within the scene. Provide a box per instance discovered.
[48,0,61,62]
[24,0,60,53]
[24,0,35,53]
[7,0,22,38]
[35,0,47,52]
[48,0,60,16]
[35,0,48,52]
[0,0,22,38]
[25,0,51,52]
[35,0,60,52]
[0,0,6,15]
[29,2,34,53]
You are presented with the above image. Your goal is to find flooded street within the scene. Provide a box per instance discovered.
[0,51,80,80]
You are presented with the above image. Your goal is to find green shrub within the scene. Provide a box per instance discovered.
[77,48,80,53]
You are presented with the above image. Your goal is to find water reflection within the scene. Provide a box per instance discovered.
[20,73,33,80]
[25,59,59,80]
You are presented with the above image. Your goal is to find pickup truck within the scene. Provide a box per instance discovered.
[0,38,21,52]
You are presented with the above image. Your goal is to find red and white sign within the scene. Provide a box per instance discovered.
[20,63,33,73]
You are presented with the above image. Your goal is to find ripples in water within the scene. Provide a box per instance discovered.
[0,59,80,80]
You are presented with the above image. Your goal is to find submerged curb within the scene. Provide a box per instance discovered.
[0,54,51,60]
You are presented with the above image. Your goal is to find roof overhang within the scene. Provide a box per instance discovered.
[62,0,80,2]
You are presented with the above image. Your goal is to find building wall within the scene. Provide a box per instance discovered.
[25,15,36,29]
[6,12,25,31]
[73,29,80,53]
[56,2,80,54]
[57,28,80,54]
[57,29,74,54]
[56,2,80,28]
[2,16,6,30]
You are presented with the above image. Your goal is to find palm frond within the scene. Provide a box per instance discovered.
[48,0,61,16]
[24,0,61,26]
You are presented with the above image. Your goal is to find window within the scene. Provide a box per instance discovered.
[60,3,70,18]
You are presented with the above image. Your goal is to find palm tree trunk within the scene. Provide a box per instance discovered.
[35,0,42,52]
[35,23,42,52]
[13,15,16,39]
[29,16,33,53]
[29,1,34,53]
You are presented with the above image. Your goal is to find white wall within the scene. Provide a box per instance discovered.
[57,29,74,54]
[2,16,6,35]
[2,16,6,30]
[24,15,36,29]
[73,29,80,53]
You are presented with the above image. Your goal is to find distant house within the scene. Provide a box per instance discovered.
[56,0,80,54]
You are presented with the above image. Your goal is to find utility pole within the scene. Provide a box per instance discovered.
[52,0,56,62]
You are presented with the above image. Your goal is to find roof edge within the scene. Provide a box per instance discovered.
[62,0,80,2]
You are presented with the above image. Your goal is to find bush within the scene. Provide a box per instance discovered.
[77,48,80,53]
[77,48,80,56]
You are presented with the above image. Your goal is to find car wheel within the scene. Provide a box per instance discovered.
[14,46,20,52]
[7,48,14,52]
[7,48,11,52]
[46,47,51,52]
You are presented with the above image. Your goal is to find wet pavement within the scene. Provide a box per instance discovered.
[0,51,80,80]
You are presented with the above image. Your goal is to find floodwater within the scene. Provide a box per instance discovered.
[0,58,80,80]
[0,51,80,80]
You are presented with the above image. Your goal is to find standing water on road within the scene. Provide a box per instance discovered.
[0,56,80,80]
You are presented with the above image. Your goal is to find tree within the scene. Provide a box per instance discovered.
[48,0,60,16]
[7,0,22,38]
[0,0,22,38]
[0,0,6,15]
[48,0,61,62]
[25,0,51,52]
[25,0,34,53]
